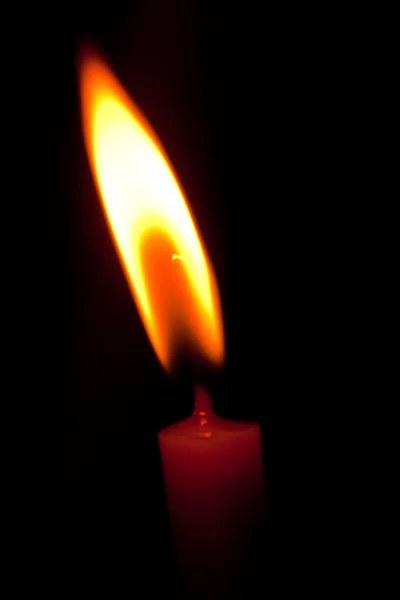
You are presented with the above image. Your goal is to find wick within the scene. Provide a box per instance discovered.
[194,386,213,416]
[194,386,213,438]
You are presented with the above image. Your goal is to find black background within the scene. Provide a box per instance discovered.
[14,0,337,596]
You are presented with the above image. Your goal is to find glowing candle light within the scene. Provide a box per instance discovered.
[79,45,266,598]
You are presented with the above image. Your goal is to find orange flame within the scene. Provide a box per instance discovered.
[79,47,224,372]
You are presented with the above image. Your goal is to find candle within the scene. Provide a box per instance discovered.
[159,386,266,598]
[78,45,266,597]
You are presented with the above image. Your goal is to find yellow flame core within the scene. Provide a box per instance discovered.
[79,49,224,371]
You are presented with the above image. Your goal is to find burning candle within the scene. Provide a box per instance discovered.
[79,45,266,597]
[159,386,266,597]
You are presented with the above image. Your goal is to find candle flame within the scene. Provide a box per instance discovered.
[79,46,224,371]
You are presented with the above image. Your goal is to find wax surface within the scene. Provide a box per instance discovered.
[158,388,266,598]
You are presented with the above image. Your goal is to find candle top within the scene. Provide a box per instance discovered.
[159,386,259,443]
